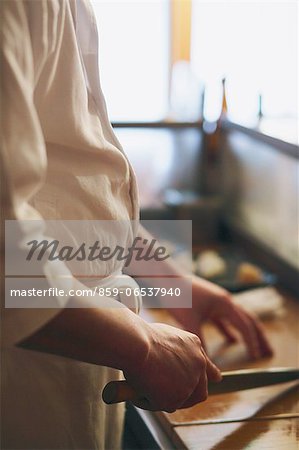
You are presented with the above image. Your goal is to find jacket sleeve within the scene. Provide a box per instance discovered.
[0,0,68,346]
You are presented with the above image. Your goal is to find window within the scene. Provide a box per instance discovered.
[91,0,170,122]
[91,0,297,140]
[191,1,298,125]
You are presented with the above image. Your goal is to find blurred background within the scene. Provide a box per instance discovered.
[91,1,298,288]
[92,0,297,129]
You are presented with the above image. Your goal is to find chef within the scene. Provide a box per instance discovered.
[0,1,273,448]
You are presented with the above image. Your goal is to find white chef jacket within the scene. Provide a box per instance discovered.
[1,0,139,448]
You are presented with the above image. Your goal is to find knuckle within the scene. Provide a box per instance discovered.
[188,332,201,347]
[192,334,202,345]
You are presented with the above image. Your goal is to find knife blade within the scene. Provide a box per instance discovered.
[208,367,299,395]
[102,367,299,404]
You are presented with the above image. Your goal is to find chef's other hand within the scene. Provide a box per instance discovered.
[123,322,222,412]
[169,276,273,360]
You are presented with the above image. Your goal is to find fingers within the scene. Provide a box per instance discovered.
[201,347,222,382]
[228,307,262,359]
[244,312,273,357]
[180,340,220,409]
[228,305,273,359]
[131,334,222,412]
[212,293,273,359]
[179,351,221,409]
[179,371,208,409]
[178,338,221,409]
[213,318,238,343]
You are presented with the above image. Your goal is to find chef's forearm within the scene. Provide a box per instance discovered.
[19,303,150,373]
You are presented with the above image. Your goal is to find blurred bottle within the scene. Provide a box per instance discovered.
[200,78,228,195]
[204,77,228,160]
[220,77,228,120]
[257,93,263,122]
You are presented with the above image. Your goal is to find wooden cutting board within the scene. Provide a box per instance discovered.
[173,417,299,450]
[156,383,299,427]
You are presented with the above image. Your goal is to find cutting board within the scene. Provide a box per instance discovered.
[156,383,299,427]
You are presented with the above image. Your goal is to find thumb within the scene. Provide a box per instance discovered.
[202,348,222,382]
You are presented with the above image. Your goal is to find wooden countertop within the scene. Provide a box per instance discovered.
[140,289,299,449]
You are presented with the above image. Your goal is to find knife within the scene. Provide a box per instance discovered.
[102,367,299,404]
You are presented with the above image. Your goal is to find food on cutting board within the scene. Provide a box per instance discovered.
[195,250,227,278]
[233,287,285,319]
[237,262,264,284]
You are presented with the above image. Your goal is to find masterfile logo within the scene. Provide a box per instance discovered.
[5,220,192,309]
[25,237,170,267]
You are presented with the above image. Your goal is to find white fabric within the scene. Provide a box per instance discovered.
[1,0,139,448]
[83,269,142,314]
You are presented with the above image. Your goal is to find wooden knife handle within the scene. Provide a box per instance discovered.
[102,380,138,404]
